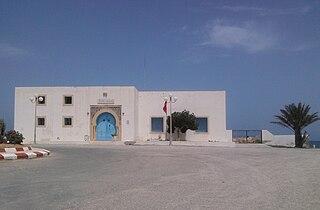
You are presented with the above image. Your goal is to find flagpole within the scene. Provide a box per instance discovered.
[165,103,168,142]
[164,94,177,146]
[163,100,168,141]
[169,97,173,146]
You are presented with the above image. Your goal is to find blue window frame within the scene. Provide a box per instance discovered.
[151,117,164,132]
[195,118,208,132]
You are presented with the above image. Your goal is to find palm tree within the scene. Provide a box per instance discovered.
[271,103,319,148]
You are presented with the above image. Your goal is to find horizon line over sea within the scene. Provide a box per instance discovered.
[309,141,320,148]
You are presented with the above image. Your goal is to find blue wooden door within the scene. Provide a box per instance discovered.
[96,112,116,140]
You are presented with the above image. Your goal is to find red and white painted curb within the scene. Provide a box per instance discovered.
[0,146,32,153]
[0,147,50,160]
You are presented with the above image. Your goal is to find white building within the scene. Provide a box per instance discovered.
[14,86,232,144]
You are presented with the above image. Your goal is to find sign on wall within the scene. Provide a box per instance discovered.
[97,99,114,104]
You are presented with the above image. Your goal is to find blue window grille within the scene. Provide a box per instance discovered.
[151,117,164,132]
[195,118,208,132]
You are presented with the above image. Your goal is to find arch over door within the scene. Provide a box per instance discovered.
[96,112,116,140]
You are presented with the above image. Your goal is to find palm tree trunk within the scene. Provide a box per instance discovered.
[295,130,303,148]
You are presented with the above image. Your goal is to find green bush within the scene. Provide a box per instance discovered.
[166,110,198,141]
[0,136,6,144]
[5,130,24,144]
[0,119,6,143]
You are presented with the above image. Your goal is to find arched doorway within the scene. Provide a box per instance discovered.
[90,105,121,141]
[96,112,116,140]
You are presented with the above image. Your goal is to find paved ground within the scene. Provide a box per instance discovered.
[0,144,320,210]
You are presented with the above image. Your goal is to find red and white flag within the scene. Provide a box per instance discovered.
[163,101,167,114]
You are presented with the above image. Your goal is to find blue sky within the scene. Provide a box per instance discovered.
[1,0,320,140]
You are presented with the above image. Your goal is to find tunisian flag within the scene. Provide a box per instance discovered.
[163,101,167,114]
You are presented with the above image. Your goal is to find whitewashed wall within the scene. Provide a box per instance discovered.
[15,86,138,143]
[138,91,231,142]
[15,86,232,143]
[262,130,295,146]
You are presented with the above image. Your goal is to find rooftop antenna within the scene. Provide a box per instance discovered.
[143,2,149,91]
[144,54,147,90]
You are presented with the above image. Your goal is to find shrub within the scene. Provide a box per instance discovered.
[5,130,24,144]
[0,119,6,143]
[166,110,198,141]
[0,137,6,144]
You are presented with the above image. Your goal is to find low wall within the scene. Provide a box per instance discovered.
[262,130,295,146]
